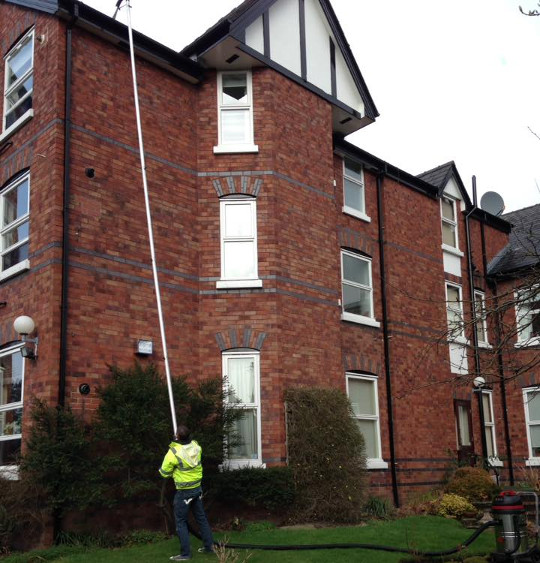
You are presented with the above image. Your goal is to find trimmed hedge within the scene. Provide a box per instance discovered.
[209,466,295,511]
[285,387,368,522]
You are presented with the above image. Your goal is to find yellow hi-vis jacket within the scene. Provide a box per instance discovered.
[159,440,203,490]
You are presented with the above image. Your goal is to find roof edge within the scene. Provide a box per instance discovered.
[56,0,204,83]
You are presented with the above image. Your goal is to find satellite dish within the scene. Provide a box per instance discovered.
[480,191,505,216]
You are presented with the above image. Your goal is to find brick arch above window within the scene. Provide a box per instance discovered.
[211,176,263,198]
[1,17,35,55]
[215,327,267,351]
[343,353,381,375]
[338,228,375,256]
[1,144,33,187]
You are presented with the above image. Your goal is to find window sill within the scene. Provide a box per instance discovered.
[220,460,266,470]
[367,459,389,470]
[515,338,540,348]
[0,465,19,480]
[525,458,540,467]
[0,109,34,143]
[213,144,259,154]
[448,336,469,345]
[477,341,492,349]
[441,244,464,258]
[0,259,30,283]
[342,206,371,223]
[488,457,503,468]
[341,312,380,328]
[216,279,263,289]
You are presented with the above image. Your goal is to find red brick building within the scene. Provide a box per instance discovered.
[0,0,534,505]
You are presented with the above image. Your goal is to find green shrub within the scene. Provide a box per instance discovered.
[210,466,295,511]
[20,400,102,514]
[285,387,368,523]
[93,363,241,499]
[436,493,476,518]
[445,467,498,503]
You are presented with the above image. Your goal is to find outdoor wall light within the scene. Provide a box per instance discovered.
[13,315,39,360]
[136,339,153,356]
[473,376,486,388]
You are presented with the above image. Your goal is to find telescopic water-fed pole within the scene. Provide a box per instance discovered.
[114,0,178,436]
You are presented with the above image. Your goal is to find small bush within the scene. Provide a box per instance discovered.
[285,387,368,523]
[363,496,394,519]
[210,467,295,511]
[436,493,476,518]
[445,467,498,503]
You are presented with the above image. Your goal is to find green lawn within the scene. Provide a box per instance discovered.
[2,516,495,563]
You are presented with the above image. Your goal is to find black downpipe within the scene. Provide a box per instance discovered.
[481,219,514,484]
[59,8,77,409]
[376,171,399,508]
[465,180,489,463]
[54,9,77,544]
[491,279,515,485]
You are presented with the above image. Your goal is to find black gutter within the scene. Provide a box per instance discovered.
[376,170,400,508]
[470,207,511,234]
[335,137,438,200]
[59,5,78,410]
[56,0,204,82]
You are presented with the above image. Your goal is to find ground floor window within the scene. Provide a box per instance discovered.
[0,344,24,468]
[481,391,499,463]
[346,373,387,469]
[222,350,262,467]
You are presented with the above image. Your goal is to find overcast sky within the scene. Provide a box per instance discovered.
[82,0,540,213]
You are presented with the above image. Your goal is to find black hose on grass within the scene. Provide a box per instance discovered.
[188,519,497,557]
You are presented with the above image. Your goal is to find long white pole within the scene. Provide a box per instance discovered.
[124,0,178,436]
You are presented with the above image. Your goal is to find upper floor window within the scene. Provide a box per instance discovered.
[341,250,379,328]
[446,283,465,340]
[342,158,370,222]
[0,344,24,472]
[214,71,258,154]
[1,173,30,281]
[223,350,262,467]
[346,373,387,469]
[474,290,489,345]
[217,196,262,290]
[523,387,540,465]
[516,286,540,347]
[3,29,34,135]
[441,196,458,251]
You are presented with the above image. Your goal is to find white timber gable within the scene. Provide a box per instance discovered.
[244,0,365,120]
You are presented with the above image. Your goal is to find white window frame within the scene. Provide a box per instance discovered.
[523,387,540,466]
[0,172,31,281]
[214,70,258,154]
[342,158,370,223]
[515,286,540,347]
[216,196,262,289]
[1,28,34,142]
[346,373,387,469]
[481,390,502,467]
[474,290,490,347]
[441,195,461,254]
[340,250,379,328]
[0,343,24,478]
[222,350,263,469]
[445,282,466,342]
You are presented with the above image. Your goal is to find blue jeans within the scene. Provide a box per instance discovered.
[173,486,214,557]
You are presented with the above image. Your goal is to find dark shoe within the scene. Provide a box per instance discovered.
[197,547,215,554]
